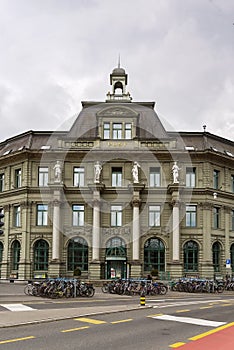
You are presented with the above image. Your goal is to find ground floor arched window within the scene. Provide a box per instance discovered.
[67,237,88,271]
[183,240,198,272]
[231,244,234,273]
[105,237,126,257]
[144,237,165,272]
[33,239,49,271]
[11,240,21,270]
[212,241,221,272]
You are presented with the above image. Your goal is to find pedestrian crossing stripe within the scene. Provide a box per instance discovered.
[75,317,107,324]
[152,314,226,327]
[0,304,35,312]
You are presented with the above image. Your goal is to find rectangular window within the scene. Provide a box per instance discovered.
[73,167,85,187]
[113,123,122,139]
[125,123,132,139]
[112,167,122,187]
[0,173,4,192]
[37,204,48,226]
[186,205,197,227]
[38,167,48,187]
[104,122,110,139]
[72,205,84,226]
[149,167,161,187]
[213,170,219,190]
[111,205,122,226]
[186,167,196,187]
[15,169,22,188]
[14,205,21,227]
[149,205,161,227]
[213,207,220,229]
[232,210,234,231]
[231,175,234,193]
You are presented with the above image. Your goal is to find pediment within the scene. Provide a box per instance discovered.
[97,106,138,117]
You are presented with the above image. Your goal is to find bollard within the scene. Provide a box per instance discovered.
[140,294,146,306]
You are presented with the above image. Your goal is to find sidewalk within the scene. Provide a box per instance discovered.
[0,282,147,328]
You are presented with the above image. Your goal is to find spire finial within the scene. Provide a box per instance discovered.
[118,54,121,68]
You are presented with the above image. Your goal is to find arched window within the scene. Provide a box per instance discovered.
[183,240,198,272]
[212,242,221,272]
[230,244,234,272]
[144,238,165,272]
[34,239,49,271]
[11,240,20,270]
[67,237,88,271]
[106,237,126,257]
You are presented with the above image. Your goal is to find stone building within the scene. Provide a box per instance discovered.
[0,64,234,281]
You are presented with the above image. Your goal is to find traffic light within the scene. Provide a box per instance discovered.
[0,212,4,235]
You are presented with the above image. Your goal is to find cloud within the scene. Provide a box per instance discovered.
[0,0,233,140]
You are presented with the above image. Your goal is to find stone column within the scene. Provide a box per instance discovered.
[132,199,140,260]
[52,199,61,260]
[18,201,31,280]
[200,202,214,278]
[1,204,10,279]
[224,206,231,276]
[92,195,101,261]
[48,185,64,278]
[167,184,182,279]
[129,184,144,278]
[88,184,105,280]
[172,200,180,261]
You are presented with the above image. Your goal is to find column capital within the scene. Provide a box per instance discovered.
[200,202,213,210]
[131,198,141,207]
[171,199,180,208]
[52,199,62,207]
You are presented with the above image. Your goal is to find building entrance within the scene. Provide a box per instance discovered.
[106,259,127,279]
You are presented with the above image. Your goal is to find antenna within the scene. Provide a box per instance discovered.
[118,54,120,68]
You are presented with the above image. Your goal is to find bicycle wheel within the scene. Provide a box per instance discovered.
[101,284,108,293]
[159,286,168,295]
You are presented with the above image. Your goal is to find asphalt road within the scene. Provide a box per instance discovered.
[0,283,234,350]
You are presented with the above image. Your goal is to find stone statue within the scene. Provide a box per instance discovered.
[172,161,180,183]
[132,161,141,183]
[94,161,102,183]
[53,160,62,183]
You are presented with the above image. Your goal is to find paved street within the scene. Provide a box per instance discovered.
[1,282,234,349]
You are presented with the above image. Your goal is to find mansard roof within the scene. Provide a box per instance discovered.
[66,101,170,140]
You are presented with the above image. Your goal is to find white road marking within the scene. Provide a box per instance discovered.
[152,314,226,327]
[1,304,35,312]
[150,299,227,308]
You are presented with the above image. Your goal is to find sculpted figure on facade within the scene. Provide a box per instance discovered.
[172,161,180,183]
[53,160,62,183]
[132,161,141,183]
[94,161,102,183]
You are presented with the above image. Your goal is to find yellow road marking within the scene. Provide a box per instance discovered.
[169,342,186,348]
[75,317,107,324]
[61,326,90,333]
[189,322,234,341]
[175,309,190,313]
[147,313,164,317]
[221,303,232,307]
[199,306,213,309]
[0,336,35,345]
[111,319,132,324]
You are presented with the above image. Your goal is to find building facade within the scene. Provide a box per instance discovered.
[0,65,234,281]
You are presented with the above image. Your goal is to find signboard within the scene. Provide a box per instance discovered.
[226,259,231,268]
[110,268,116,279]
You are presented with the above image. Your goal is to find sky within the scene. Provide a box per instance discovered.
[0,0,234,142]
